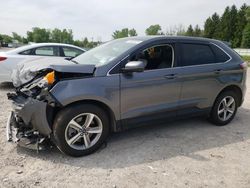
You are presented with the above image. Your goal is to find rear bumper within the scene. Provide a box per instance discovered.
[241,87,246,106]
[8,95,52,136]
[240,70,247,106]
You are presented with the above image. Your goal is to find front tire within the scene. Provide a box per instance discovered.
[53,104,109,157]
[210,91,238,126]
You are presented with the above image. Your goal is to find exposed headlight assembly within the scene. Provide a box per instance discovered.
[20,71,55,95]
[43,71,55,85]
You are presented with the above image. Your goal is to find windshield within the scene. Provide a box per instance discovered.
[73,38,143,66]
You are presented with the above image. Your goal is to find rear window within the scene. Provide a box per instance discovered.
[210,44,230,62]
[180,43,215,66]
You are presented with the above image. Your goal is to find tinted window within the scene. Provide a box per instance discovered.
[62,47,83,58]
[210,44,230,62]
[180,43,215,66]
[34,46,60,56]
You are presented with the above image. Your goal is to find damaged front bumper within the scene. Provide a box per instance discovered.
[6,94,53,151]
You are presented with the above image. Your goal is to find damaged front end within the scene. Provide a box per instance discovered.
[6,58,96,151]
[7,74,58,151]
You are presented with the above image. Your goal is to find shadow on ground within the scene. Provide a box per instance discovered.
[16,106,250,169]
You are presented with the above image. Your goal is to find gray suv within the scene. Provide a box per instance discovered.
[7,36,247,157]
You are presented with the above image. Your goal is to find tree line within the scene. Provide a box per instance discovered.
[0,3,249,48]
[0,27,101,49]
[203,4,249,48]
[112,4,250,48]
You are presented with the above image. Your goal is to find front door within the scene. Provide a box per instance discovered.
[120,43,181,128]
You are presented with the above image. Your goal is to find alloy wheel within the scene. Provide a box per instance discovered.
[65,113,103,150]
[217,96,236,122]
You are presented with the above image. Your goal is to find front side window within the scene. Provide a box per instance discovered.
[62,47,83,58]
[180,43,215,66]
[130,44,174,70]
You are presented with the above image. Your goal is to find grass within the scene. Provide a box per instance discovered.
[242,56,250,62]
[241,56,250,66]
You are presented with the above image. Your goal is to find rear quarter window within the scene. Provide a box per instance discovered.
[19,49,32,55]
[210,44,231,63]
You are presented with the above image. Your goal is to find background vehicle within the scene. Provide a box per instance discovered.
[0,43,85,82]
[7,36,247,157]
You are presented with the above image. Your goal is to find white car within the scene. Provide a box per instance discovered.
[0,43,85,82]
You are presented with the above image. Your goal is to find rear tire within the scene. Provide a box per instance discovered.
[209,91,238,126]
[53,104,109,157]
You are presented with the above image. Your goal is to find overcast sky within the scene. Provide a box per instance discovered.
[0,0,248,41]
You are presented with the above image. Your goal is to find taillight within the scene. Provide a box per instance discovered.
[240,62,248,69]
[0,56,7,62]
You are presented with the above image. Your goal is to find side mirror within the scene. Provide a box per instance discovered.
[121,61,145,73]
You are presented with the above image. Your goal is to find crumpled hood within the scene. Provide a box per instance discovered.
[12,57,95,87]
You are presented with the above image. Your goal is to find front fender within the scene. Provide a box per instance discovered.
[50,76,120,120]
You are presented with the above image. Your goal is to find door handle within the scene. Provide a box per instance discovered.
[164,74,177,79]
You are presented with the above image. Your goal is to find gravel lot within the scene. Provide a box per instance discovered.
[0,72,249,188]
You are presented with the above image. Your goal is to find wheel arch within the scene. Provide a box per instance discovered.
[55,99,119,132]
[216,85,243,107]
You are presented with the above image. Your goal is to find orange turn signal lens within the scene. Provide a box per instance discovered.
[44,71,55,85]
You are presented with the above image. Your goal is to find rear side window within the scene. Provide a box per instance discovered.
[210,44,230,62]
[62,47,83,58]
[34,46,60,56]
[35,47,53,56]
[180,43,215,66]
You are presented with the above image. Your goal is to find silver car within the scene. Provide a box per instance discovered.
[6,36,247,157]
[0,43,85,82]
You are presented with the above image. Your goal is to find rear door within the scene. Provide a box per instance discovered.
[176,42,231,116]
